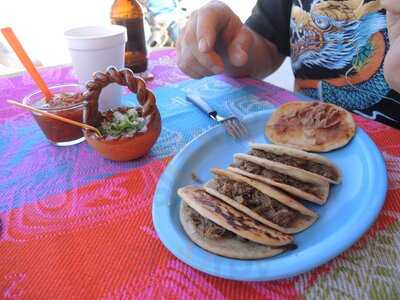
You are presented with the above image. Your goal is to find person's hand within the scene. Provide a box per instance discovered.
[382,0,400,92]
[176,1,254,78]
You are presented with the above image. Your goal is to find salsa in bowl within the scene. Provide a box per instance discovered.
[23,84,86,146]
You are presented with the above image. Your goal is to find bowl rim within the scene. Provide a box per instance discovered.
[85,128,154,144]
[23,84,85,112]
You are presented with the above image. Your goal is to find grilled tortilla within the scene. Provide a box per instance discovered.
[266,101,356,152]
[249,143,341,184]
[178,186,293,255]
[204,168,318,234]
[180,202,287,259]
[230,154,330,204]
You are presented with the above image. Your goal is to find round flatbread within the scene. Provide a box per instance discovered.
[178,186,293,247]
[266,101,356,152]
[180,202,286,259]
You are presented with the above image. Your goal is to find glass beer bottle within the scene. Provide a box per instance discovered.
[111,0,148,73]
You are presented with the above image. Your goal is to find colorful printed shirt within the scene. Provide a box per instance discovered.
[246,0,400,128]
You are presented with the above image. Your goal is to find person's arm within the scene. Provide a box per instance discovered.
[176,1,290,79]
[382,0,400,92]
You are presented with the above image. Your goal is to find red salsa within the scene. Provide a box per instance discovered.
[33,92,85,144]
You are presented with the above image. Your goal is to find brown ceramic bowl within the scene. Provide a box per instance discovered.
[82,67,161,161]
[85,110,161,161]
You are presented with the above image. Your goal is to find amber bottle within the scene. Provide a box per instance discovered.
[111,0,148,73]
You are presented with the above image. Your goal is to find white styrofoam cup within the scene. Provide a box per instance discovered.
[64,25,127,112]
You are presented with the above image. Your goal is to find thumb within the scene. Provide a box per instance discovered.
[228,26,254,67]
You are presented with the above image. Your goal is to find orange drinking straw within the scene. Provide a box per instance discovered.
[1,27,53,101]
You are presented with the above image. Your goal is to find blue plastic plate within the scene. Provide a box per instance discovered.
[152,110,387,281]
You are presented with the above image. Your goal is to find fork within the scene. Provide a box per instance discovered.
[186,93,247,139]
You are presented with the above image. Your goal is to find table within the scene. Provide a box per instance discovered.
[0,49,399,299]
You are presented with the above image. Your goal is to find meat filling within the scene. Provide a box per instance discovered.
[232,160,322,198]
[249,149,337,181]
[189,207,235,240]
[212,176,298,227]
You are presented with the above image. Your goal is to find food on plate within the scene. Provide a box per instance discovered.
[247,144,341,184]
[30,91,85,144]
[204,168,318,234]
[229,154,330,205]
[266,101,356,152]
[83,67,161,161]
[175,101,346,260]
[178,186,294,259]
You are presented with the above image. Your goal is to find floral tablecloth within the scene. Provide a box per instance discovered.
[0,49,399,299]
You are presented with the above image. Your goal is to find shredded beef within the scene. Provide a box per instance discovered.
[298,102,341,129]
[212,176,297,227]
[274,102,342,137]
[212,176,255,204]
[249,149,337,181]
[233,160,322,198]
[189,207,235,240]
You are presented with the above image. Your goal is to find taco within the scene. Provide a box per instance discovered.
[204,168,318,234]
[248,143,341,184]
[266,101,356,152]
[229,154,330,204]
[178,186,293,259]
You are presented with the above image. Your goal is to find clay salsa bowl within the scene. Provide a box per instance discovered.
[82,67,161,161]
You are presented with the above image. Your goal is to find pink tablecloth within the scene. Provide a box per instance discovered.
[0,49,399,299]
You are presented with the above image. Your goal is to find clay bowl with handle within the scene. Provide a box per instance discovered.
[82,67,161,161]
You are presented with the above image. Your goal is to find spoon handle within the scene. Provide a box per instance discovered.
[1,27,53,100]
[7,100,102,138]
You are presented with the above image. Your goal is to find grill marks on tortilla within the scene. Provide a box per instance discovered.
[232,160,323,198]
[191,189,288,241]
[180,202,292,259]
[249,149,338,181]
[189,207,236,240]
[211,176,298,227]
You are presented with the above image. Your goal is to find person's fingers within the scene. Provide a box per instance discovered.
[178,43,224,76]
[185,68,208,79]
[176,15,194,59]
[177,1,244,78]
[178,54,214,78]
[227,27,254,67]
[178,30,220,77]
[176,17,202,76]
[177,13,224,76]
[192,48,224,74]
[196,1,231,53]
[180,66,205,79]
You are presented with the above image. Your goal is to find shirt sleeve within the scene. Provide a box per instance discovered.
[245,0,292,57]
